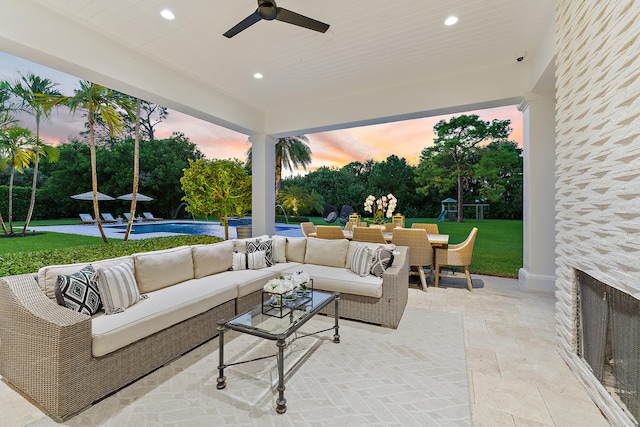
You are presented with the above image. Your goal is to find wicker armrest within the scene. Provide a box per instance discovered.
[0,274,92,418]
[381,246,409,301]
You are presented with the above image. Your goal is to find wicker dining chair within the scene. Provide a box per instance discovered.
[300,222,316,237]
[392,228,433,290]
[411,223,440,234]
[315,225,346,239]
[384,222,400,232]
[434,227,478,291]
[352,226,387,244]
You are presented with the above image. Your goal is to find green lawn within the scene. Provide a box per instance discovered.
[309,217,523,278]
[1,218,523,278]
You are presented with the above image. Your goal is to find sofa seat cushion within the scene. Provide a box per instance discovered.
[208,269,276,298]
[261,261,303,276]
[281,264,383,298]
[91,278,238,357]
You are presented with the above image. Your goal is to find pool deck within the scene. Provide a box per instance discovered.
[27,220,303,240]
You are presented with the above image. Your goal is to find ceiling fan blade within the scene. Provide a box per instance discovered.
[223,11,262,38]
[276,7,330,33]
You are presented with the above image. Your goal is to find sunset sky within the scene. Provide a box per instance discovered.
[1,51,522,177]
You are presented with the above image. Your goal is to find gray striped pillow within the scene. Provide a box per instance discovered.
[350,245,375,277]
[93,259,143,315]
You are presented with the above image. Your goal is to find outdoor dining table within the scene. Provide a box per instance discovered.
[310,229,450,248]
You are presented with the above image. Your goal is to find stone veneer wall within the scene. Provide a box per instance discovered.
[555,1,640,424]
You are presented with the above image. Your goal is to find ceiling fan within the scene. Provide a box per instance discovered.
[223,0,330,38]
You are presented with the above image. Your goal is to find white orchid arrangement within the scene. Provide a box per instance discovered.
[363,193,397,224]
[264,277,294,295]
[264,271,310,294]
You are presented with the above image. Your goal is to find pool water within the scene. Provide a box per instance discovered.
[109,221,300,236]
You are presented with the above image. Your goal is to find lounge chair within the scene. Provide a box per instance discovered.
[101,213,119,223]
[339,205,354,225]
[143,212,163,222]
[123,213,142,222]
[78,213,95,224]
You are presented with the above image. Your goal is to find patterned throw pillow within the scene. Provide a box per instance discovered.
[93,259,144,315]
[350,245,375,277]
[54,265,102,315]
[247,250,267,269]
[371,247,395,277]
[232,252,247,271]
[246,239,274,267]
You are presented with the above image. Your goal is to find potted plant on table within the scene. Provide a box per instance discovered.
[363,193,397,228]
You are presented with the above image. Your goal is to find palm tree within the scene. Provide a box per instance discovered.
[123,98,141,241]
[245,135,312,198]
[11,73,62,234]
[0,126,35,235]
[45,81,134,243]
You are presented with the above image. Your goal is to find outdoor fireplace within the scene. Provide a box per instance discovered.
[577,271,640,424]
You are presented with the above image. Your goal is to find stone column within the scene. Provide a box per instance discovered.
[248,133,277,237]
[518,93,556,292]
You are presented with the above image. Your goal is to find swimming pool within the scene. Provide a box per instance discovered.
[108,221,300,236]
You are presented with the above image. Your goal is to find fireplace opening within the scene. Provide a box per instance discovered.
[577,270,640,424]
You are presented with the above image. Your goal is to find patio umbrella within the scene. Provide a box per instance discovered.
[117,192,154,202]
[71,191,116,201]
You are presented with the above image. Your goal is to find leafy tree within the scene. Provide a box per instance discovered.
[11,72,62,234]
[367,155,420,217]
[180,158,251,240]
[474,141,523,219]
[45,81,134,243]
[278,184,324,216]
[415,114,511,222]
[246,136,312,198]
[0,126,35,234]
[124,100,168,141]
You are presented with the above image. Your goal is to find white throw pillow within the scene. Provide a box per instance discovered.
[271,235,287,263]
[93,259,143,315]
[350,245,375,277]
[247,250,267,269]
[232,252,247,271]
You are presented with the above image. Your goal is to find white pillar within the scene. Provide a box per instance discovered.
[518,93,556,291]
[248,133,277,237]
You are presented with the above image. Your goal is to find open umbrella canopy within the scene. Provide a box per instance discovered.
[117,192,154,202]
[71,191,116,201]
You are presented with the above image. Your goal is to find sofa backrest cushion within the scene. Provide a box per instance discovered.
[304,238,349,268]
[286,237,307,263]
[38,255,132,300]
[191,240,234,278]
[133,246,194,293]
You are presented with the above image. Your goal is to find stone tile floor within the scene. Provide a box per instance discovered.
[0,274,609,426]
[410,275,609,426]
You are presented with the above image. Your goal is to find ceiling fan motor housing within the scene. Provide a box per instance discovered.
[258,1,278,20]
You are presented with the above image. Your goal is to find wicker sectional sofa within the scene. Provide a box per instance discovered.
[0,236,408,421]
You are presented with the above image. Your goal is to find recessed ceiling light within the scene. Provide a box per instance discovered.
[444,16,458,26]
[253,73,264,79]
[161,9,175,20]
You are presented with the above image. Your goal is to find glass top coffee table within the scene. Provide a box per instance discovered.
[216,290,340,414]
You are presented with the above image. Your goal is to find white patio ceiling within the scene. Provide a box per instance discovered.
[1,0,554,135]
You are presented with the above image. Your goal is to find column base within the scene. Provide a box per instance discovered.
[518,268,556,292]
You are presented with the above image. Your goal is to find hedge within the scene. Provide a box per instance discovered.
[0,235,222,277]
